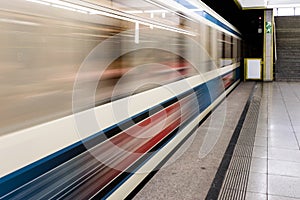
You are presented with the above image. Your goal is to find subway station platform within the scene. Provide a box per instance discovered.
[134,81,300,200]
[2,1,300,199]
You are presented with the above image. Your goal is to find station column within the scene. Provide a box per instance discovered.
[263,9,274,81]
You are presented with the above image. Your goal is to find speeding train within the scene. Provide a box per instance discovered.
[0,0,241,199]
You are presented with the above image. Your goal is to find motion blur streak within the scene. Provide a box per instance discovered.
[0,0,241,199]
[0,0,200,135]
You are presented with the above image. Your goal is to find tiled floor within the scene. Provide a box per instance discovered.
[246,82,300,200]
[134,82,300,200]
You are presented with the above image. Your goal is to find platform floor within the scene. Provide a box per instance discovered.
[134,82,300,200]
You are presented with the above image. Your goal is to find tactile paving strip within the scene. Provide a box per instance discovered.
[218,85,262,200]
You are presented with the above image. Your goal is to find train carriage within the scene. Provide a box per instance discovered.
[0,0,241,199]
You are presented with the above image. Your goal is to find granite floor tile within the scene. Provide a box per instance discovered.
[268,136,299,150]
[268,148,300,163]
[254,136,267,147]
[252,146,267,159]
[245,192,267,200]
[268,174,300,199]
[269,195,300,200]
[247,172,267,194]
[250,157,267,174]
[268,160,300,178]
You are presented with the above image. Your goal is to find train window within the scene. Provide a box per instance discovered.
[218,32,228,67]
[237,39,241,62]
[204,25,210,54]
[198,24,211,72]
[209,27,218,69]
[222,33,226,62]
[231,36,234,61]
[217,31,223,68]
[96,48,198,101]
[216,33,235,67]
[233,37,238,63]
[224,34,232,66]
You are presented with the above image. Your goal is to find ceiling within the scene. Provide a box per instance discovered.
[236,0,300,9]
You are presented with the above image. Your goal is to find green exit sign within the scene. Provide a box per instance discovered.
[266,22,272,33]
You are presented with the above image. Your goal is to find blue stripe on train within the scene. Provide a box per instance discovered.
[0,68,240,198]
[175,0,242,37]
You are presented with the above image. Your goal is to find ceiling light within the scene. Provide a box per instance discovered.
[267,4,300,8]
[125,10,144,14]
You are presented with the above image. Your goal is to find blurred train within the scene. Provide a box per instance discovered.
[0,0,241,199]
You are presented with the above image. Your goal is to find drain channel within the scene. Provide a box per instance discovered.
[206,83,262,200]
